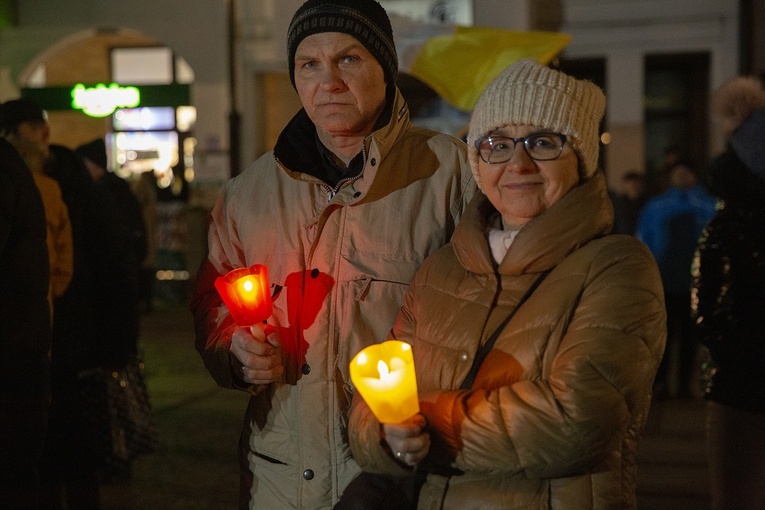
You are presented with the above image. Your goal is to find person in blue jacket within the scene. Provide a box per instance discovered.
[636,159,716,399]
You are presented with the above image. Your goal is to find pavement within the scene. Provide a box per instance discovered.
[100,301,245,509]
[637,398,709,509]
[98,301,711,509]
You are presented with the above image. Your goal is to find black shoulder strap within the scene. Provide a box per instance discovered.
[460,269,552,390]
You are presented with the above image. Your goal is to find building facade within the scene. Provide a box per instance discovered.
[0,0,761,295]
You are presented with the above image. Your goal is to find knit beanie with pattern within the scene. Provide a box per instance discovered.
[287,0,397,88]
[467,58,606,190]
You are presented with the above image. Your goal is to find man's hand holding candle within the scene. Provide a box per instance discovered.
[214,264,283,385]
[231,319,284,385]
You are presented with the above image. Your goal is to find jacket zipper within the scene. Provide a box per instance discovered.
[325,145,367,201]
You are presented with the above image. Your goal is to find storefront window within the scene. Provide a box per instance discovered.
[644,53,709,194]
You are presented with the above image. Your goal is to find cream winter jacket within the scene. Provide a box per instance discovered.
[349,171,666,509]
[192,87,475,509]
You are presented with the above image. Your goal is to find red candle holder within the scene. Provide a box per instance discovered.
[214,264,273,327]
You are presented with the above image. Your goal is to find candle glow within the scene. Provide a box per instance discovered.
[350,341,419,423]
[214,264,273,327]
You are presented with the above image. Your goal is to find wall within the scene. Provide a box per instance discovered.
[15,0,226,82]
[561,0,739,187]
[237,0,740,190]
[0,0,230,182]
[0,0,749,296]
[0,0,745,190]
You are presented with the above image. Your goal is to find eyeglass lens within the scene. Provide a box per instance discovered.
[477,133,565,163]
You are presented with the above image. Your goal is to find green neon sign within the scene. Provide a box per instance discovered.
[71,83,140,117]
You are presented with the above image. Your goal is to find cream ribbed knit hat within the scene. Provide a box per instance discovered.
[467,58,606,190]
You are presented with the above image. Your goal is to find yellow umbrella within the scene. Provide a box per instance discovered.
[408,26,571,111]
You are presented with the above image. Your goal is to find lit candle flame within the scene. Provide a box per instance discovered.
[350,340,420,423]
[377,360,390,379]
[214,264,273,327]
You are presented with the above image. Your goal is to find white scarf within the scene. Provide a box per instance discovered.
[487,219,522,265]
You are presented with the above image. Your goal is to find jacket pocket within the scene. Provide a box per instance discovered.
[337,260,420,383]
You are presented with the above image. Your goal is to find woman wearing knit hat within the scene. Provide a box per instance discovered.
[191,0,475,508]
[348,58,666,509]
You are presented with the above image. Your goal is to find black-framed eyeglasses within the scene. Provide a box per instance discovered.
[474,133,567,164]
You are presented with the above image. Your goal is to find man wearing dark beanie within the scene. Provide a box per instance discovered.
[191,0,476,508]
[286,0,398,88]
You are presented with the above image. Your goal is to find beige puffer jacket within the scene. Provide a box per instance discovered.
[348,171,666,509]
[192,87,476,509]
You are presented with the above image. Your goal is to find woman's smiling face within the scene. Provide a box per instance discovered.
[477,124,580,226]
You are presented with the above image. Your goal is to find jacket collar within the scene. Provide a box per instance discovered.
[273,85,406,184]
[453,171,614,276]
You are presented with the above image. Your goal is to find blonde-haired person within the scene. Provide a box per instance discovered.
[710,76,765,140]
[692,75,765,510]
[347,59,666,509]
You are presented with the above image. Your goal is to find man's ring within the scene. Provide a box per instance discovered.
[396,451,403,459]
[241,366,246,375]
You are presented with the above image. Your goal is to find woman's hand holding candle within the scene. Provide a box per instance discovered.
[349,340,427,465]
[381,413,430,467]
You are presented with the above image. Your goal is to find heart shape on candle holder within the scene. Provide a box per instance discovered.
[350,340,419,424]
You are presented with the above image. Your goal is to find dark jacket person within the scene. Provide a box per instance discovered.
[0,135,51,508]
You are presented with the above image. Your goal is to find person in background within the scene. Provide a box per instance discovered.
[0,98,73,319]
[74,138,149,485]
[39,144,107,508]
[0,136,51,509]
[190,0,475,507]
[76,137,147,279]
[655,144,685,194]
[32,163,73,316]
[75,138,145,368]
[636,159,716,399]
[131,170,159,313]
[348,58,666,509]
[610,170,647,235]
[692,75,765,510]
